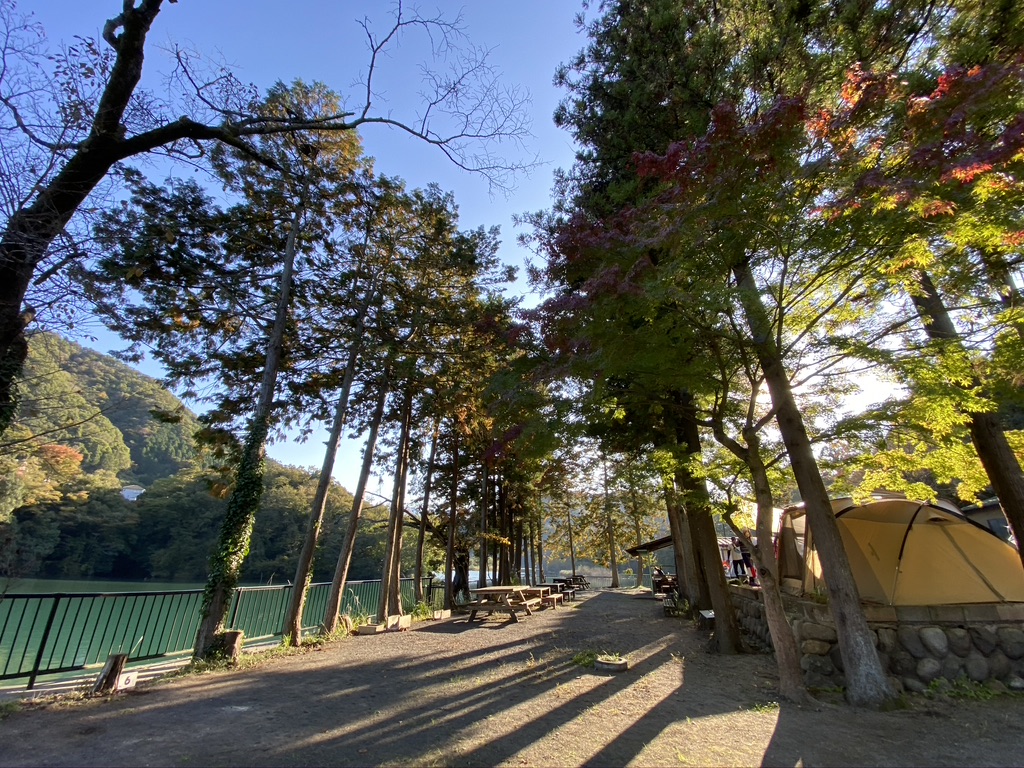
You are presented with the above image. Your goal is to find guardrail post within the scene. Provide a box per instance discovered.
[27,595,62,691]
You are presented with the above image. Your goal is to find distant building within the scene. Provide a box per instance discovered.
[121,484,145,502]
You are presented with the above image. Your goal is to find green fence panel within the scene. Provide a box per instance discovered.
[302,582,331,634]
[1,577,435,688]
[0,596,50,679]
[0,590,206,686]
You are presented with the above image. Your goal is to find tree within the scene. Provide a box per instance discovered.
[562,96,892,704]
[315,178,527,630]
[533,0,931,704]
[809,55,1024,568]
[282,173,399,645]
[0,0,530,439]
[2,332,199,484]
[698,334,810,702]
[531,0,754,651]
[88,79,369,656]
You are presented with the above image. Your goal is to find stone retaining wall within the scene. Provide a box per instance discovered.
[729,584,1024,693]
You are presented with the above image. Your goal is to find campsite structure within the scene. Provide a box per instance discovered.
[777,496,1024,606]
[632,494,1024,692]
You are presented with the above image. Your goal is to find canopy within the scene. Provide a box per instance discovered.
[778,497,1024,605]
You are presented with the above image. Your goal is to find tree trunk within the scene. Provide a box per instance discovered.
[283,338,365,644]
[912,270,1024,572]
[194,177,307,659]
[633,517,644,589]
[969,411,1024,570]
[538,523,546,584]
[378,386,413,623]
[193,417,270,659]
[602,458,620,588]
[675,460,742,654]
[497,479,509,583]
[501,482,513,583]
[565,506,576,578]
[490,531,498,584]
[669,392,742,653]
[532,518,540,581]
[514,517,524,584]
[390,405,414,615]
[284,280,378,643]
[524,519,532,584]
[663,483,701,610]
[478,462,489,588]
[734,258,893,706]
[444,425,460,610]
[321,383,387,635]
[627,474,643,587]
[740,429,807,702]
[414,420,440,603]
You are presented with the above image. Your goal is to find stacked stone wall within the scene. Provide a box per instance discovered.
[728,584,1024,693]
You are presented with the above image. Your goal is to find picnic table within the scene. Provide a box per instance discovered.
[464,586,541,623]
[553,575,590,590]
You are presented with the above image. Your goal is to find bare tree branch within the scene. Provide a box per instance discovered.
[0,0,532,436]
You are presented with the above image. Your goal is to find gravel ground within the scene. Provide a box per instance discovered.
[1,589,1023,767]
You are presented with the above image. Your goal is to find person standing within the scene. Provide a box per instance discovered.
[730,537,746,578]
[740,531,754,582]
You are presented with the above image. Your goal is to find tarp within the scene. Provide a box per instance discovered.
[627,535,743,568]
[778,497,1024,605]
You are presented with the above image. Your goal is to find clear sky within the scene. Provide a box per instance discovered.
[25,1,586,493]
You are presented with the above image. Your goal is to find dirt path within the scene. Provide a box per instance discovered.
[1,589,1023,767]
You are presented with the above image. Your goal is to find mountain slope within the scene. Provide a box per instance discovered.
[15,332,200,485]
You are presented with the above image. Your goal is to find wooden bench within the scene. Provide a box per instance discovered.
[663,594,688,617]
[541,593,563,609]
[513,596,542,615]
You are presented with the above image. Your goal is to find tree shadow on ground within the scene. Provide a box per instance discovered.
[5,591,1022,767]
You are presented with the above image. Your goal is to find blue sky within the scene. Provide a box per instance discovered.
[27,1,587,492]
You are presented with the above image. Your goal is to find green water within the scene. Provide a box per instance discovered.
[4,578,206,595]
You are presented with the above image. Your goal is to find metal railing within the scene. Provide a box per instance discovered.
[1,577,434,689]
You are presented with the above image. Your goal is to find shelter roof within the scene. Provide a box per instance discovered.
[625,535,673,556]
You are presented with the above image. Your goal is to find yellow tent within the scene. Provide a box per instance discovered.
[778,497,1024,605]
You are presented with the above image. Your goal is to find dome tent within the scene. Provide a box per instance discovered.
[778,496,1024,606]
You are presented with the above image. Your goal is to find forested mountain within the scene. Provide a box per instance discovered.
[9,462,404,584]
[14,333,200,485]
[0,334,425,585]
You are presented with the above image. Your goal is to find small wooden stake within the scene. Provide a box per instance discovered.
[92,653,128,695]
